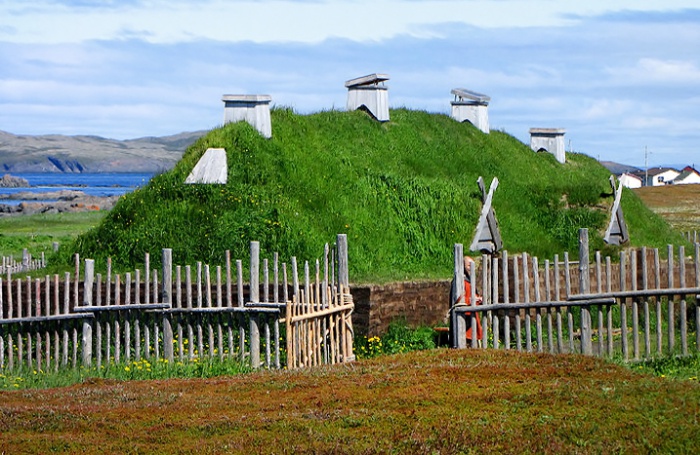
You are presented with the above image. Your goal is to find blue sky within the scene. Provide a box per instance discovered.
[1,1,698,167]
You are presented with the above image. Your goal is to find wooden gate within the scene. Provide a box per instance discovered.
[286,283,354,369]
[285,236,355,369]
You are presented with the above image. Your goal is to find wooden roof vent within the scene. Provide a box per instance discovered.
[345,73,390,122]
[222,94,272,138]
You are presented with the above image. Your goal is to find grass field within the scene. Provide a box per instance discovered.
[634,184,700,233]
[1,349,699,454]
[0,211,107,259]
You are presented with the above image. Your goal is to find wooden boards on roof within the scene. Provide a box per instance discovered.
[345,73,390,88]
[451,88,490,105]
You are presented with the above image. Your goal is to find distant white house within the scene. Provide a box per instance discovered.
[619,172,643,189]
[671,166,700,185]
[642,167,680,186]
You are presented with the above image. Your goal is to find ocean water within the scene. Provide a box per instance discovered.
[0,173,154,205]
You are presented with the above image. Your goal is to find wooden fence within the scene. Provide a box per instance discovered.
[0,235,354,373]
[450,230,700,361]
[684,230,698,244]
[1,249,46,275]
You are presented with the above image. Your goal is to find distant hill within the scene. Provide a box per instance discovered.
[600,161,641,175]
[600,161,696,175]
[65,108,685,281]
[0,130,206,173]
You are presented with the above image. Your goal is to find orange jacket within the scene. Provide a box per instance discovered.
[462,280,483,343]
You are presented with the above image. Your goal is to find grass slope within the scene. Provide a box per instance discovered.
[65,108,684,281]
[1,349,699,454]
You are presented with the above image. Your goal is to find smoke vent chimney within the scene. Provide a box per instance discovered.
[530,128,566,163]
[450,88,490,134]
[222,94,272,138]
[345,73,390,122]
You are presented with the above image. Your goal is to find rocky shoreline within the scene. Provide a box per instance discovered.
[0,173,30,188]
[0,190,120,216]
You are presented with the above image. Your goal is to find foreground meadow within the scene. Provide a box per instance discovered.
[1,349,699,454]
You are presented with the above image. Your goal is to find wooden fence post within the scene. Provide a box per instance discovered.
[502,250,510,350]
[631,250,639,360]
[226,250,232,307]
[336,233,354,361]
[337,234,349,291]
[641,247,651,358]
[162,248,174,363]
[481,253,489,349]
[579,229,592,355]
[620,250,628,360]
[523,253,531,352]
[321,246,328,307]
[82,259,94,367]
[450,244,466,349]
[667,244,675,354]
[696,243,700,352]
[249,241,260,369]
[679,245,687,356]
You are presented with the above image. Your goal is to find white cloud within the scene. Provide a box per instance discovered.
[621,115,674,130]
[1,2,700,166]
[580,99,635,121]
[441,66,560,90]
[1,100,216,138]
[2,0,699,44]
[607,58,700,85]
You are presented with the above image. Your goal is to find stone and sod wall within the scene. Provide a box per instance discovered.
[350,280,451,336]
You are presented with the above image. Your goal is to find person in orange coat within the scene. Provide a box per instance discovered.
[450,256,483,345]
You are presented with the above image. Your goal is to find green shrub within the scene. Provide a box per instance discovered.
[627,353,700,381]
[355,321,437,359]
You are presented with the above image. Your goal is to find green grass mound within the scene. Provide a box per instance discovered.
[65,108,684,281]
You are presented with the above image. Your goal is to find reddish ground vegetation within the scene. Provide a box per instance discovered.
[635,184,700,232]
[1,349,699,454]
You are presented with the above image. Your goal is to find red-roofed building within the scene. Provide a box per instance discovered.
[671,166,700,185]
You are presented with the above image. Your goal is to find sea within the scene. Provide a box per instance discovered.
[0,173,154,205]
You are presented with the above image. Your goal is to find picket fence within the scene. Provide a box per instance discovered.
[1,250,46,275]
[451,229,700,361]
[0,235,354,373]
